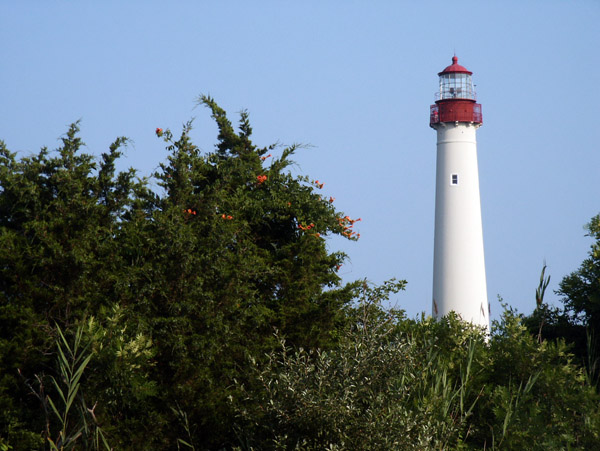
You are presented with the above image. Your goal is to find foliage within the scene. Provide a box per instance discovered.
[233,303,600,450]
[0,99,361,448]
[2,102,599,449]
[0,125,141,449]
[235,321,481,449]
[525,215,600,379]
[559,215,600,325]
[32,325,110,450]
[557,215,600,364]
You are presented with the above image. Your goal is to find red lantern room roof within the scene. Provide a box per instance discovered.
[438,56,472,76]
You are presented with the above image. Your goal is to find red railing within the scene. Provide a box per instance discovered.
[430,101,482,126]
[430,105,439,125]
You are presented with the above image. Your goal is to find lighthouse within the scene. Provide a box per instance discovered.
[430,56,489,331]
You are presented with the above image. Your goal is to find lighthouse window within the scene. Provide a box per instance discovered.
[451,174,459,185]
[439,73,474,100]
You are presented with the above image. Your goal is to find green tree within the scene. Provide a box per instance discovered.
[557,215,600,347]
[111,96,362,447]
[234,301,600,450]
[6,98,596,450]
[1,98,363,448]
[553,214,600,385]
[560,215,600,318]
[0,125,140,448]
[525,215,600,378]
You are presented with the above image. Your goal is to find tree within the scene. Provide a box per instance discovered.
[556,215,600,372]
[234,301,600,450]
[0,125,140,448]
[0,98,363,448]
[558,215,600,328]
[6,98,597,450]
[524,215,600,378]
[111,96,362,447]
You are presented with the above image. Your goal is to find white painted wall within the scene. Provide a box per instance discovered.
[432,121,489,331]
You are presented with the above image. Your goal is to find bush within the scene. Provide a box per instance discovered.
[233,301,600,450]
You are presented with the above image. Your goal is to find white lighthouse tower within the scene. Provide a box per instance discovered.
[430,56,489,331]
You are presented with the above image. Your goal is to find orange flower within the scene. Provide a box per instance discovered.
[221,214,227,219]
[257,175,267,184]
[329,197,335,203]
[227,215,233,220]
[260,153,272,161]
[156,128,163,137]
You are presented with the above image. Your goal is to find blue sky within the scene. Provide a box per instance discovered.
[2,1,599,321]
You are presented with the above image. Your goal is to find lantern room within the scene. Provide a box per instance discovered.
[438,56,475,100]
[430,56,482,127]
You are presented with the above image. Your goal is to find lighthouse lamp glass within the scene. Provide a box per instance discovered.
[439,73,475,100]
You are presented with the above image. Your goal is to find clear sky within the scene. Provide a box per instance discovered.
[2,1,599,322]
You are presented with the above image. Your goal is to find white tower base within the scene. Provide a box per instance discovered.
[432,121,489,331]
